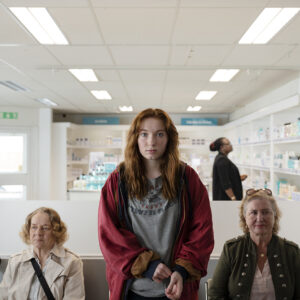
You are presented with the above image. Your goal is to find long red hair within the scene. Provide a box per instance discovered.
[119,108,180,200]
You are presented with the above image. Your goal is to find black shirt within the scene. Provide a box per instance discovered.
[212,153,243,200]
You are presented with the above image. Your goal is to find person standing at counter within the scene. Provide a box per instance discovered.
[98,108,214,300]
[210,137,247,201]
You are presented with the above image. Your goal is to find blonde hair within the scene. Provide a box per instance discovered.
[239,190,281,234]
[120,108,180,200]
[20,207,68,246]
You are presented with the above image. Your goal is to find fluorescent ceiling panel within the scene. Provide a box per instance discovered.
[187,106,201,112]
[9,7,68,45]
[91,90,112,100]
[195,91,217,100]
[69,69,98,82]
[119,106,133,112]
[35,98,58,107]
[210,69,239,82]
[239,8,300,44]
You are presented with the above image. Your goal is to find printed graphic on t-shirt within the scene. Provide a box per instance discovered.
[129,177,175,216]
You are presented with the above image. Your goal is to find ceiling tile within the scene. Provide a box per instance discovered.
[172,7,261,44]
[275,46,300,67]
[91,0,177,8]
[94,8,176,44]
[119,70,166,82]
[46,46,113,65]
[223,45,294,66]
[48,8,104,45]
[0,46,61,68]
[170,46,233,66]
[109,46,169,65]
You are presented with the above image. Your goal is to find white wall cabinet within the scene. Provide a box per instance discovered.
[225,98,300,201]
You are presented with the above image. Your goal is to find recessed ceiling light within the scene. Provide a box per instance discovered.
[210,69,239,82]
[69,69,98,82]
[119,106,133,112]
[195,91,217,100]
[91,90,112,100]
[239,7,300,44]
[9,7,68,45]
[187,106,202,112]
[35,98,58,107]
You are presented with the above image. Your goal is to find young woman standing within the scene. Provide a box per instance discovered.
[98,108,214,300]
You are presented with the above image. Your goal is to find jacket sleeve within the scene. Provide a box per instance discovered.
[63,257,85,300]
[215,157,232,190]
[0,258,12,300]
[208,243,231,300]
[98,172,160,279]
[174,166,214,280]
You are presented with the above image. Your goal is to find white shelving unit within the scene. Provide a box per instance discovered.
[52,123,222,200]
[225,96,300,201]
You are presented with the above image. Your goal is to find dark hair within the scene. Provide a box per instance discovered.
[121,108,180,200]
[209,137,225,152]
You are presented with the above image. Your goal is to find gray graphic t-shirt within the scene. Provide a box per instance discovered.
[128,176,179,297]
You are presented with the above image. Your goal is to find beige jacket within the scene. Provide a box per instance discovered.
[0,244,85,300]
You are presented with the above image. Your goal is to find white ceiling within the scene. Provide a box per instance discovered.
[0,0,300,114]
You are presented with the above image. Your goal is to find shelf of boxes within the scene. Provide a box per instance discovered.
[225,100,300,201]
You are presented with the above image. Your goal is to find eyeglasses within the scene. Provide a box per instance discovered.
[222,142,231,146]
[246,188,272,196]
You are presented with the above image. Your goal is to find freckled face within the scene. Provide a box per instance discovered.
[29,212,55,251]
[137,118,168,162]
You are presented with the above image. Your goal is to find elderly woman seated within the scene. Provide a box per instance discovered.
[0,207,85,300]
[208,188,300,300]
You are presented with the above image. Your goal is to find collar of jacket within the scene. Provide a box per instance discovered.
[245,233,279,257]
[20,244,66,262]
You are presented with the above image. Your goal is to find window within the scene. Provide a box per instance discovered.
[0,135,26,173]
[0,132,28,200]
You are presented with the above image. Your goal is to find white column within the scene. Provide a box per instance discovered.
[38,108,52,200]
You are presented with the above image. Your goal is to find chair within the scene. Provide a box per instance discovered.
[205,278,212,300]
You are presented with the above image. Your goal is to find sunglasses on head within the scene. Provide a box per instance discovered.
[246,188,272,196]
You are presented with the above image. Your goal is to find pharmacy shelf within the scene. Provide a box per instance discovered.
[67,145,122,149]
[179,144,208,150]
[273,137,300,144]
[225,103,300,197]
[234,141,270,147]
[237,164,270,172]
[67,161,89,165]
[273,168,300,176]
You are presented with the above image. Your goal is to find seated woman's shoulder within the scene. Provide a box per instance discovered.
[64,248,82,260]
[282,238,299,249]
[225,235,245,246]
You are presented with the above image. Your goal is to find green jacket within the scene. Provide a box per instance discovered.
[208,233,300,300]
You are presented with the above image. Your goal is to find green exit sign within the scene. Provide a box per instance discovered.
[0,112,18,119]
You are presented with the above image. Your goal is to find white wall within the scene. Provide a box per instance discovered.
[230,76,300,121]
[0,200,299,257]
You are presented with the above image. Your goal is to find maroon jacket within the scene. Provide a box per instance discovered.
[98,164,214,300]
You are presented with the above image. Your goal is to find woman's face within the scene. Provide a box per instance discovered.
[137,117,168,162]
[221,138,233,153]
[245,198,275,238]
[29,212,55,252]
